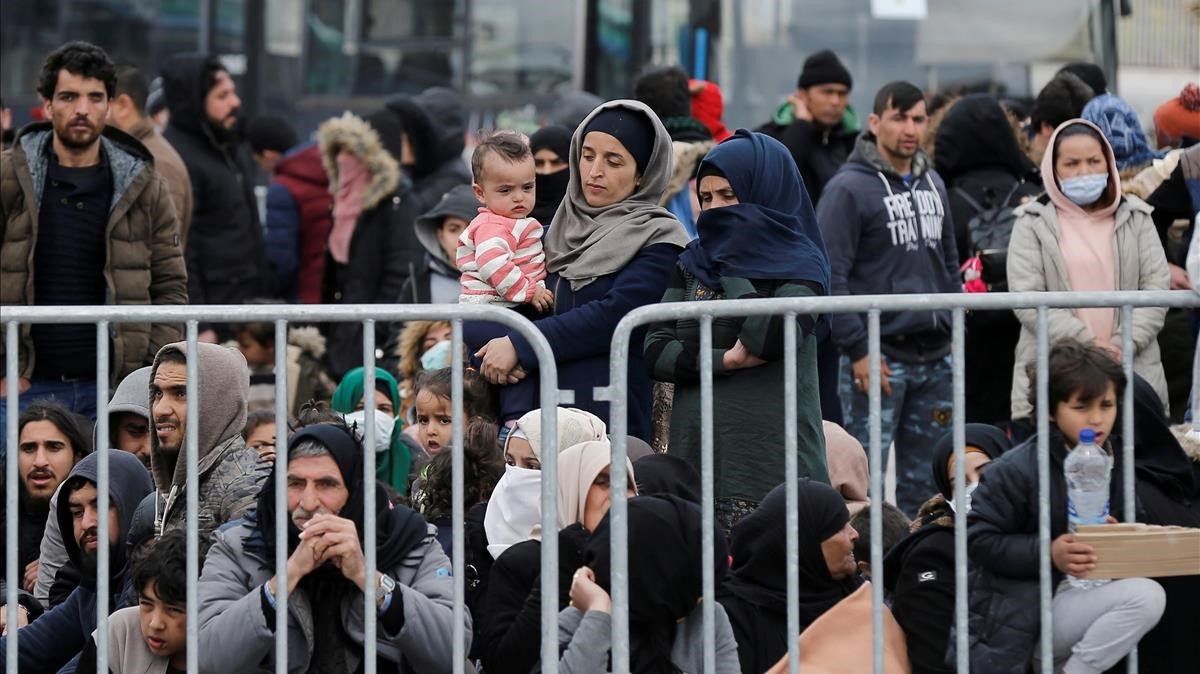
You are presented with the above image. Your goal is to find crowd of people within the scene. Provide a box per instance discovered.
[1,38,1199,673]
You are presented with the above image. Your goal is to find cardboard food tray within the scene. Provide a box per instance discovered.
[1074,524,1200,579]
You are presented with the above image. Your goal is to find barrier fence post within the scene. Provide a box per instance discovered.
[867,309,884,674]
[451,319,467,674]
[362,321,378,674]
[1120,305,1138,674]
[783,314,801,674]
[185,320,201,674]
[699,316,716,671]
[1036,307,1053,674]
[951,308,969,673]
[4,322,18,672]
[273,319,290,674]
[95,322,111,674]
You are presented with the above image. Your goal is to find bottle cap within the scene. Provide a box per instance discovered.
[1079,428,1096,444]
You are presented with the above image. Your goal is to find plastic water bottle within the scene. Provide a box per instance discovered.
[1064,428,1111,590]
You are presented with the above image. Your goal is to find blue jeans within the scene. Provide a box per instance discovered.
[0,378,98,459]
[840,355,953,517]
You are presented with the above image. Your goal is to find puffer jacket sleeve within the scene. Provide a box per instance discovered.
[147,173,188,351]
[197,526,276,673]
[371,533,465,673]
[215,448,271,536]
[1120,205,1168,351]
[556,607,612,674]
[966,453,1039,580]
[1006,211,1091,342]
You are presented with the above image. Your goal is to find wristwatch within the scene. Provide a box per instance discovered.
[377,573,397,608]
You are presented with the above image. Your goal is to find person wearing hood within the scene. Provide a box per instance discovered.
[196,421,463,673]
[405,184,476,303]
[316,110,408,379]
[247,115,333,305]
[32,367,150,609]
[717,479,862,674]
[633,453,702,503]
[0,449,153,672]
[559,494,738,674]
[690,79,733,143]
[0,42,187,441]
[1082,92,1166,179]
[1007,119,1169,425]
[634,64,716,238]
[756,49,858,205]
[881,423,1011,674]
[161,53,268,306]
[817,81,959,517]
[933,94,1043,430]
[476,435,631,674]
[467,100,690,441]
[966,339,1166,674]
[646,128,831,529]
[529,125,572,225]
[148,342,269,558]
[330,365,416,499]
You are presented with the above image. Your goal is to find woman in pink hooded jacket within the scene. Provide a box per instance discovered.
[1007,118,1169,423]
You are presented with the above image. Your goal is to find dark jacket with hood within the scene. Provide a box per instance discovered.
[316,112,407,379]
[0,122,188,381]
[933,94,1042,427]
[0,450,153,674]
[965,425,1133,674]
[149,342,269,558]
[162,53,268,304]
[817,132,959,363]
[402,183,475,304]
[267,142,332,304]
[757,101,859,204]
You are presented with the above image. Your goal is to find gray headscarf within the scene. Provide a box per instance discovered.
[543,99,690,290]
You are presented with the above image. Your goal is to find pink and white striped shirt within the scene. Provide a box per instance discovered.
[457,208,547,305]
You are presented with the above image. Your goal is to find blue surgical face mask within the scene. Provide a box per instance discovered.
[1059,172,1109,206]
[420,339,453,370]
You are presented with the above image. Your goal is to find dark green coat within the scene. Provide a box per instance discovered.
[644,265,829,508]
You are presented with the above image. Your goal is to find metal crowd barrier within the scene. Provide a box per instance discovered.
[2,304,566,674]
[598,290,1198,674]
[3,291,1196,673]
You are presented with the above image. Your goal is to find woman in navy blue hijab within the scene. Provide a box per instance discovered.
[645,129,833,530]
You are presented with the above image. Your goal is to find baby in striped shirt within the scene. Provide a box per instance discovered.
[457,131,554,314]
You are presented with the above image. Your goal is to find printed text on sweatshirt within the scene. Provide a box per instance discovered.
[457,208,547,304]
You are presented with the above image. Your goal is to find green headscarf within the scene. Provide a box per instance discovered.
[331,367,410,496]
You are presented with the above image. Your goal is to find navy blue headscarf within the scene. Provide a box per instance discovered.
[678,129,831,295]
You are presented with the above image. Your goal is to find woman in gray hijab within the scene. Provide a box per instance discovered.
[467,99,689,441]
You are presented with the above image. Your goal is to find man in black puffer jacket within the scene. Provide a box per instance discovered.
[161,54,268,306]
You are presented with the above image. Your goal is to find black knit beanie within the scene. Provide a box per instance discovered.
[797,49,853,90]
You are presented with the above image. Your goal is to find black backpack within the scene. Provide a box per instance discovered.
[955,182,1023,292]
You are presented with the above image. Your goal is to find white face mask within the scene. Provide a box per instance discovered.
[484,465,543,558]
[342,408,395,453]
[948,481,980,514]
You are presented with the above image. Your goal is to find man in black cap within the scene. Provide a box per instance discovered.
[757,48,858,205]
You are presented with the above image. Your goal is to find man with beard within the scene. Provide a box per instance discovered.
[0,449,154,672]
[198,421,462,673]
[162,53,269,309]
[148,342,269,559]
[0,41,188,444]
[1,402,91,608]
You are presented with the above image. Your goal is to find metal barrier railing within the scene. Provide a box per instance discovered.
[2,304,567,674]
[598,289,1199,674]
[3,291,1196,673]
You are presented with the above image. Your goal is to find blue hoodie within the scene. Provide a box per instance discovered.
[0,450,154,673]
[816,133,960,362]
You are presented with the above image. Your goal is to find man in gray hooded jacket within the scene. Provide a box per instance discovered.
[148,341,268,557]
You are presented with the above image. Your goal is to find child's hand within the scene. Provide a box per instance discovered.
[531,287,555,313]
[569,566,611,614]
[1051,533,1098,576]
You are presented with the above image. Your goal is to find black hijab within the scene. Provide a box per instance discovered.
[586,495,727,674]
[1126,375,1199,504]
[530,125,573,226]
[633,454,702,504]
[929,423,1012,499]
[720,479,862,672]
[255,423,428,579]
[933,94,1037,184]
[678,129,831,295]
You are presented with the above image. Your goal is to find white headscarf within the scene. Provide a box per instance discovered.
[555,439,636,530]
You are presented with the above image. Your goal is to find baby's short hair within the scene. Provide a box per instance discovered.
[471,130,532,183]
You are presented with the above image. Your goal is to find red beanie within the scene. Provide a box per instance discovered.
[1154,83,1200,147]
[689,79,732,143]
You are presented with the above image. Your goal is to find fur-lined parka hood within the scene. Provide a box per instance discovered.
[317,112,403,211]
[661,139,716,206]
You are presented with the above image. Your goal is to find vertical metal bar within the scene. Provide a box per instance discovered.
[867,309,884,674]
[451,320,466,674]
[1036,307,1052,674]
[1120,305,1138,674]
[611,321,633,674]
[783,314,800,674]
[699,316,716,673]
[95,322,111,674]
[185,321,200,674]
[273,319,289,674]
[540,399,560,674]
[362,321,377,674]
[951,309,969,673]
[4,321,17,669]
